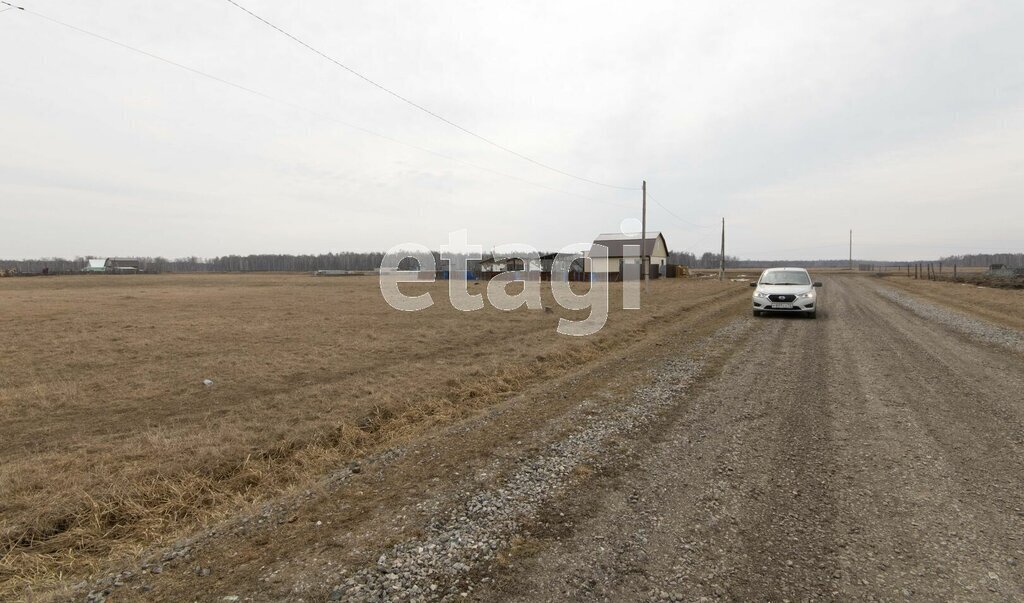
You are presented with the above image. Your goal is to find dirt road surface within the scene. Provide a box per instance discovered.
[75,276,1024,602]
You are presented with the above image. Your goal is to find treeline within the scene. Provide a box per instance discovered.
[154,253,387,273]
[668,251,742,268]
[936,253,1024,268]
[5,251,1020,274]
[729,259,873,268]
[0,258,85,273]
[2,251,743,273]
[667,253,862,269]
[0,253,388,274]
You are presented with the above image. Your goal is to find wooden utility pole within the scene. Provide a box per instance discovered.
[849,229,853,272]
[718,218,725,281]
[641,180,648,293]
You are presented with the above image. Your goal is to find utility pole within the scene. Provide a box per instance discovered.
[641,180,648,293]
[718,218,725,281]
[849,229,853,272]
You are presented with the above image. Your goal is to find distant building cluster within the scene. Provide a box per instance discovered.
[82,258,142,274]
[463,232,674,282]
[478,232,670,279]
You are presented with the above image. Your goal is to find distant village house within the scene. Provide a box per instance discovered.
[82,258,142,274]
[477,253,575,280]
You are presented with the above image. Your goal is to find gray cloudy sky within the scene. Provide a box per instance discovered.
[1,0,1022,261]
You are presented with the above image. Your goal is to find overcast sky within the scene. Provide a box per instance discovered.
[1,0,1022,261]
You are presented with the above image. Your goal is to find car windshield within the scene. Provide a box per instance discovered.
[760,270,811,285]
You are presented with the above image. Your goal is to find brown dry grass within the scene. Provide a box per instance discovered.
[0,273,739,596]
[880,274,1024,332]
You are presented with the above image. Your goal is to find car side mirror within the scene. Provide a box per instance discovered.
[749,282,757,287]
[813,282,823,288]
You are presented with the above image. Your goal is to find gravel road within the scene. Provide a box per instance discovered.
[874,285,1024,353]
[79,277,1024,601]
[477,276,1024,601]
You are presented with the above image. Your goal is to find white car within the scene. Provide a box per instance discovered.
[750,267,822,318]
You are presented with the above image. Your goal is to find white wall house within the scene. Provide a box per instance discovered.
[81,258,142,273]
[587,232,669,276]
[83,259,107,273]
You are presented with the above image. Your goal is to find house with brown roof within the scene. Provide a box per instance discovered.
[587,232,669,278]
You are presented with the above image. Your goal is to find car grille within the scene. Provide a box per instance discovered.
[768,294,796,302]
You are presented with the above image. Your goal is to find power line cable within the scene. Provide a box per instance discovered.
[645,193,718,229]
[0,1,25,14]
[222,0,639,191]
[13,7,634,210]
[677,233,718,254]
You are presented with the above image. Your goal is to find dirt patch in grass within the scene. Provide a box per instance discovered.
[0,273,740,596]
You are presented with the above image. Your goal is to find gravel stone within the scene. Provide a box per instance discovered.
[875,286,1024,352]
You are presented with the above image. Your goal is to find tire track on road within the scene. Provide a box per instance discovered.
[485,296,841,601]
[828,277,1024,600]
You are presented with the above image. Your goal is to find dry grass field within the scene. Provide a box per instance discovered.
[880,273,1024,331]
[0,273,740,597]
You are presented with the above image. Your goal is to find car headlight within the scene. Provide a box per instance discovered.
[753,290,770,298]
[797,290,816,299]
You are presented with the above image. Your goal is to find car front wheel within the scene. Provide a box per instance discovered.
[753,309,761,317]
